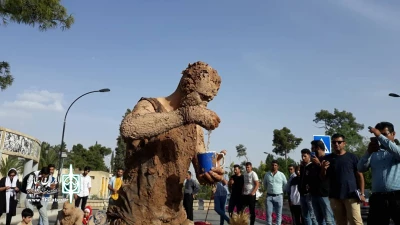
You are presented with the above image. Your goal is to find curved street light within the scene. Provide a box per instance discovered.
[54,88,110,206]
[389,93,400,97]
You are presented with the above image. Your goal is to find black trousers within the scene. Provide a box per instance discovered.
[75,196,88,211]
[0,213,13,225]
[367,191,400,225]
[242,194,256,225]
[183,193,194,221]
[228,194,243,216]
[290,205,303,225]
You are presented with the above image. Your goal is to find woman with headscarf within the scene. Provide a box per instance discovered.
[0,168,21,225]
[82,206,94,225]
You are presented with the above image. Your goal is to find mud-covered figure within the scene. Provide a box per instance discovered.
[55,202,83,225]
[107,61,225,225]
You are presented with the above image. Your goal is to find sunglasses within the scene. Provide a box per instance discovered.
[331,141,344,144]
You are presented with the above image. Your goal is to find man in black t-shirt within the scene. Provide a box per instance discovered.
[228,164,244,217]
[310,140,335,225]
[321,134,365,225]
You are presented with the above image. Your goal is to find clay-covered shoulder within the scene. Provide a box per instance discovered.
[132,99,156,115]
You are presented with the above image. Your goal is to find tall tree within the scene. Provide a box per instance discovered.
[39,141,58,168]
[313,108,364,151]
[272,127,303,166]
[236,144,248,162]
[110,151,114,173]
[0,61,13,91]
[0,0,74,90]
[112,109,131,172]
[65,143,112,172]
[235,144,249,168]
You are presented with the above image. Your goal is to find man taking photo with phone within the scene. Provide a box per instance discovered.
[357,122,400,225]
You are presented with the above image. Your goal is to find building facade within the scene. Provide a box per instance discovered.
[0,126,41,206]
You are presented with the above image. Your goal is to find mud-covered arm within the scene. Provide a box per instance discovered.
[120,100,185,139]
[192,126,207,177]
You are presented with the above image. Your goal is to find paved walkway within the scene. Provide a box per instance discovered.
[2,207,265,225]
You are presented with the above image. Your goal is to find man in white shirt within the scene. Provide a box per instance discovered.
[74,166,92,211]
[263,160,287,225]
[242,162,259,225]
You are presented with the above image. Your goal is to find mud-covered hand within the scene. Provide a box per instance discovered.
[180,106,221,130]
[217,150,227,161]
[196,167,225,185]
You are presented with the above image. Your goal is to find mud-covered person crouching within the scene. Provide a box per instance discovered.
[107,61,227,225]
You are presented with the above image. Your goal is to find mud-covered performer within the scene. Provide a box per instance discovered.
[107,61,226,225]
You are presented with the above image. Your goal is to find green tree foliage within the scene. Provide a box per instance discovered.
[0,0,74,31]
[352,137,372,189]
[313,109,364,151]
[235,144,249,168]
[272,127,302,166]
[0,156,24,176]
[196,184,213,200]
[0,0,74,90]
[235,144,248,162]
[65,142,111,172]
[112,109,131,172]
[0,61,13,91]
[39,141,59,169]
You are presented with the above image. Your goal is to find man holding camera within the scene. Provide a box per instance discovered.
[25,167,55,225]
[357,122,400,225]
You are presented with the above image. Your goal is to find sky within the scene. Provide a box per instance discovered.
[1,0,400,171]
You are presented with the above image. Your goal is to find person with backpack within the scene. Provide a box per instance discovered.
[39,164,57,225]
[21,167,54,225]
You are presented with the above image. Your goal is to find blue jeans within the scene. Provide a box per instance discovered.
[300,195,318,225]
[38,197,49,225]
[26,198,48,225]
[311,196,335,225]
[214,195,230,225]
[266,195,283,225]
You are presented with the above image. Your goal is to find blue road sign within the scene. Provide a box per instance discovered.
[313,135,331,154]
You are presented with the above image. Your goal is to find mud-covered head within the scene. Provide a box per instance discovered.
[62,202,75,216]
[179,61,221,107]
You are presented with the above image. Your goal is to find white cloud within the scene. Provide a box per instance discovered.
[0,90,65,117]
[331,0,400,31]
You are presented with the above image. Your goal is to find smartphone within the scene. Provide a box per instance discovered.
[311,152,316,158]
[10,187,15,189]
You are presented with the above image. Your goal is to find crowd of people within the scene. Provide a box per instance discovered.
[181,121,400,225]
[0,163,101,225]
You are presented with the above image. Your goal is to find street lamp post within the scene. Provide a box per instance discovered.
[54,88,110,207]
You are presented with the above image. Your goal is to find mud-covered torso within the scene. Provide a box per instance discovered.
[123,97,198,223]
